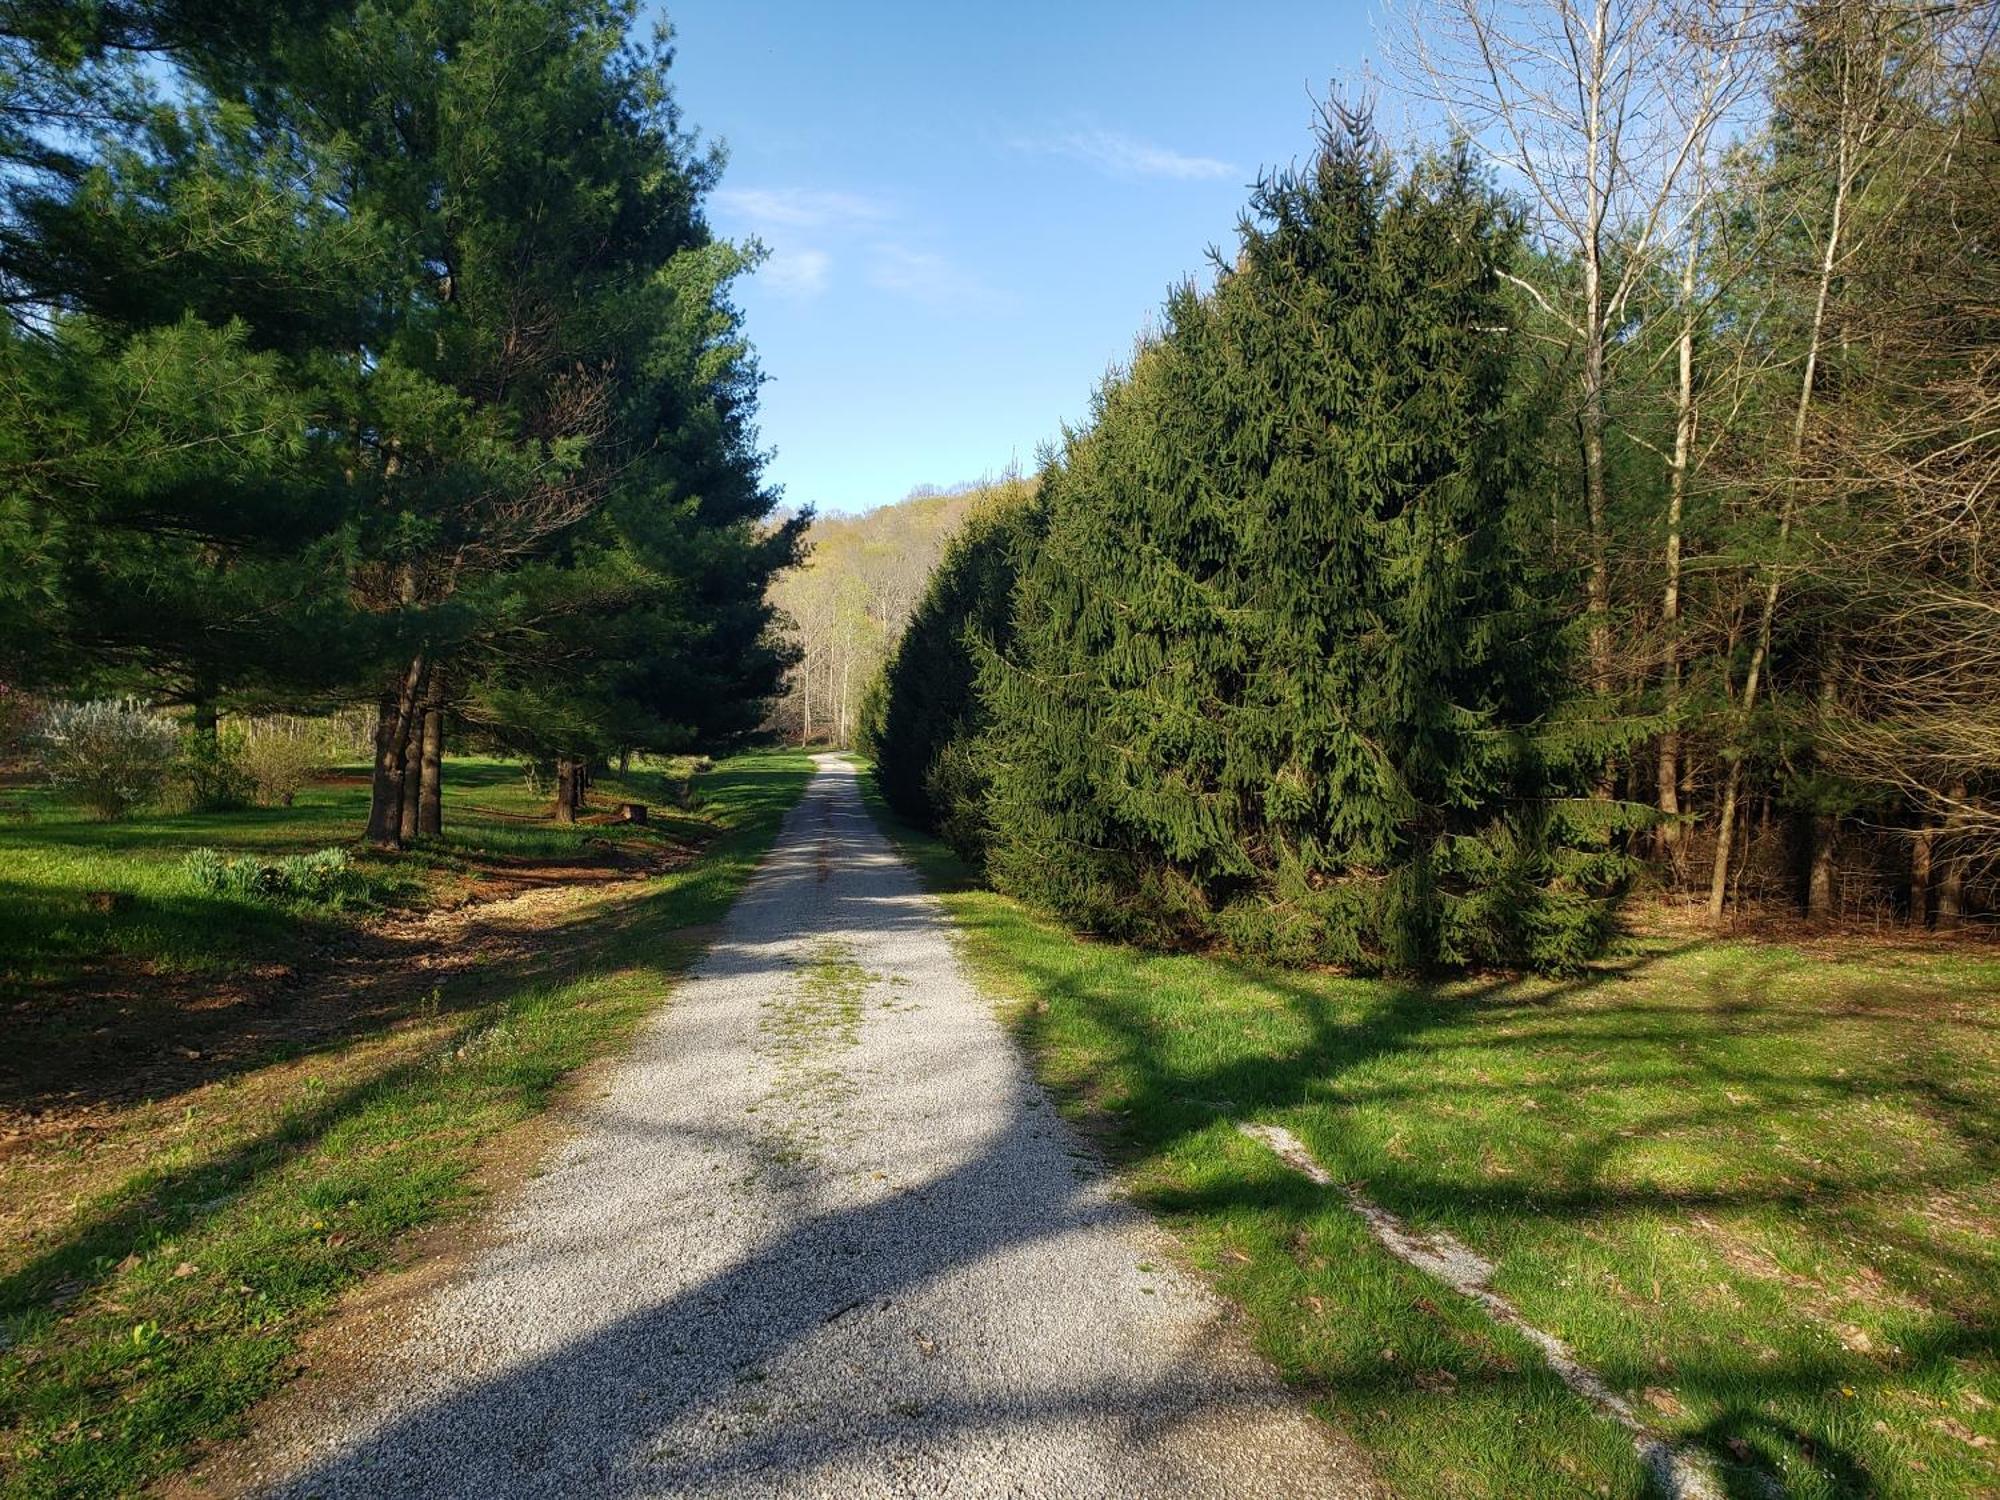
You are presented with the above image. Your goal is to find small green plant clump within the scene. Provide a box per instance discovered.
[183,845,360,907]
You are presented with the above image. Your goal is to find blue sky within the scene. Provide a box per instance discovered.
[652,2,1381,514]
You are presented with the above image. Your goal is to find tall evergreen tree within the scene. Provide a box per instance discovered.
[978,105,1617,972]
[861,492,1037,861]
[0,2,388,712]
[249,0,802,845]
[1,0,799,844]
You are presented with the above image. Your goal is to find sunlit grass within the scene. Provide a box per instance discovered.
[853,765,2000,1499]
[0,750,813,1500]
[0,755,705,987]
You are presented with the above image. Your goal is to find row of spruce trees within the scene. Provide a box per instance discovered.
[867,107,1617,974]
[866,11,1999,974]
[1,1,798,843]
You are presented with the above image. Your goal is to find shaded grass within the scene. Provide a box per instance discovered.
[851,764,2000,1499]
[0,756,703,987]
[0,750,813,1500]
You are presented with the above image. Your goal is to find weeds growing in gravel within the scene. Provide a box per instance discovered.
[752,940,878,1169]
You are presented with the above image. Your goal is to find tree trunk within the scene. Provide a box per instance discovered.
[1937,781,1968,930]
[838,637,852,747]
[1657,231,1698,874]
[1575,15,1614,802]
[1655,740,1682,868]
[418,693,443,837]
[554,757,581,823]
[1805,650,1840,922]
[192,698,218,740]
[1807,813,1837,922]
[1710,122,1853,923]
[1909,820,1933,929]
[399,690,425,846]
[365,695,402,848]
[365,653,427,849]
[1581,303,1614,802]
[1583,339,1612,704]
[1708,757,1747,921]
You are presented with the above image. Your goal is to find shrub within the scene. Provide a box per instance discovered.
[240,718,336,806]
[0,682,37,760]
[34,699,181,818]
[164,727,253,813]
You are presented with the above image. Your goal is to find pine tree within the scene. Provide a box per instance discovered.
[978,104,1617,973]
[1,1,800,846]
[0,8,389,716]
[862,493,1037,861]
[232,0,796,844]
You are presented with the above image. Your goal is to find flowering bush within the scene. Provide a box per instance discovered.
[34,699,181,819]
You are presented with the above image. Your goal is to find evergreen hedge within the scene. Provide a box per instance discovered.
[861,496,1035,865]
[882,105,1622,974]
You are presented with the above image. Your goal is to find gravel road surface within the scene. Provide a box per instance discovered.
[253,756,1378,1499]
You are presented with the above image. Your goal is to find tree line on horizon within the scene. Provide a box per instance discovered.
[764,476,1033,751]
[0,0,799,842]
[865,0,1999,973]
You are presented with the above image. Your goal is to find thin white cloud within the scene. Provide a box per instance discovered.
[1018,128,1238,182]
[711,187,891,231]
[761,246,832,298]
[713,185,997,311]
[865,243,996,311]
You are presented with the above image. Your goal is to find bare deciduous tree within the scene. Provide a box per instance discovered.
[1391,0,1766,723]
[767,476,1032,747]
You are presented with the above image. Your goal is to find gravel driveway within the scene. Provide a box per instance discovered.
[252,756,1379,1499]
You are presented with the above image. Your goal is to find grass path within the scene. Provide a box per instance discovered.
[0,751,814,1499]
[851,765,2000,1499]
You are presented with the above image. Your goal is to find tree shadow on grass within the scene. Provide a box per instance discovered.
[954,908,1998,1495]
[242,886,1993,1500]
[0,763,814,1328]
[0,762,812,1124]
[821,753,2000,1494]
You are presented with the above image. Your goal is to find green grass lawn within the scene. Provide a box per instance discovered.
[0,750,813,1500]
[0,754,708,989]
[853,768,2000,1500]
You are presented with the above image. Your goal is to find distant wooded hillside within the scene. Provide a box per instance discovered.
[767,477,1033,746]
